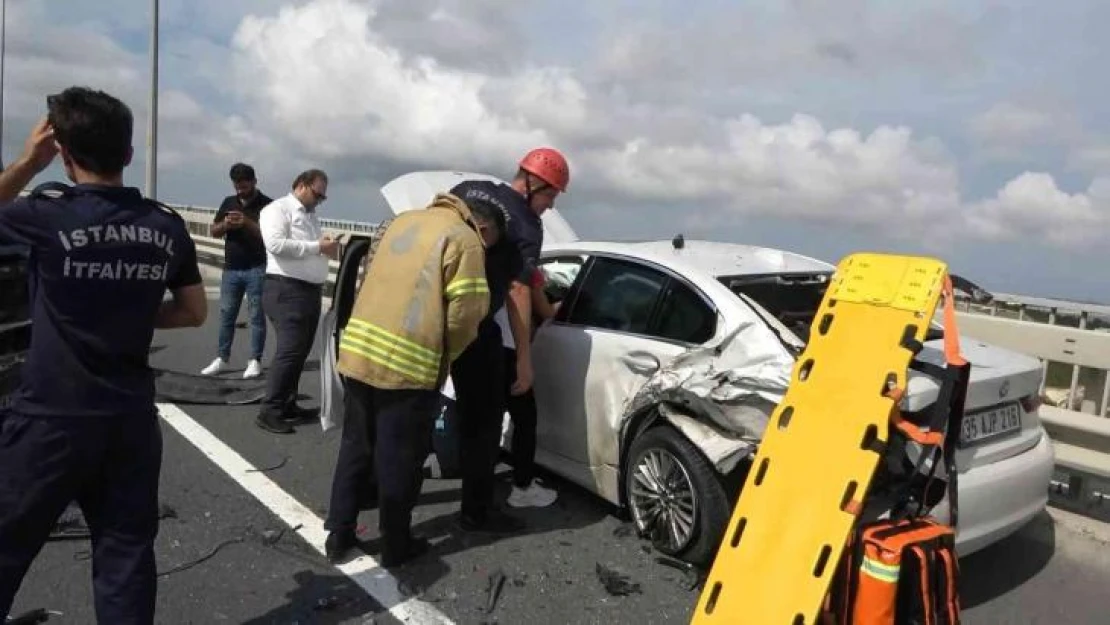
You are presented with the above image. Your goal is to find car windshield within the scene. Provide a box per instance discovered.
[719,271,944,344]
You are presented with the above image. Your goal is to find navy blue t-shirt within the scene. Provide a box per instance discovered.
[449,180,543,321]
[213,190,271,270]
[0,183,202,418]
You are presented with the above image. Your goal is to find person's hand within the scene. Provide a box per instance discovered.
[20,117,58,172]
[225,211,244,228]
[319,235,340,259]
[511,355,534,395]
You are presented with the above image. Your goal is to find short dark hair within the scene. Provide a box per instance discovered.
[465,198,507,239]
[46,86,133,177]
[229,163,255,182]
[292,168,327,190]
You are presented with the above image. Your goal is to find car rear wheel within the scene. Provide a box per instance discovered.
[625,424,731,567]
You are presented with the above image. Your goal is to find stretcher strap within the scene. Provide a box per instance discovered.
[883,275,971,528]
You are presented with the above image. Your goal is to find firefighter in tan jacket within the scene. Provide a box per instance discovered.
[324,192,506,567]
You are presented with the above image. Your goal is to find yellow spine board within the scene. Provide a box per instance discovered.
[690,253,948,625]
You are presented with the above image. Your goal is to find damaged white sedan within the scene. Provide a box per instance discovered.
[324,171,1055,568]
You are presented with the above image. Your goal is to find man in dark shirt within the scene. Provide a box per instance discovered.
[0,87,206,624]
[200,162,272,379]
[447,147,569,532]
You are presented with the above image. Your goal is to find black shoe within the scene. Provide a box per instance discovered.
[281,405,319,424]
[255,413,294,434]
[325,530,359,563]
[457,509,526,534]
[381,536,430,568]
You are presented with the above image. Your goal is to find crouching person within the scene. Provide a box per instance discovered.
[324,192,503,566]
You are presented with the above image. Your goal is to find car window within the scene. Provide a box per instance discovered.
[538,256,585,305]
[654,279,716,344]
[566,257,666,334]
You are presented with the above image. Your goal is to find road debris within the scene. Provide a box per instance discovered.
[612,523,636,538]
[595,563,642,596]
[485,569,507,613]
[656,556,704,591]
[312,596,342,612]
[4,608,62,624]
[158,503,178,520]
[247,456,289,473]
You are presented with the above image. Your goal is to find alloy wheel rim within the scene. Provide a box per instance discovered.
[629,448,697,552]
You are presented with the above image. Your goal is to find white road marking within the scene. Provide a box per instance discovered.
[157,402,455,624]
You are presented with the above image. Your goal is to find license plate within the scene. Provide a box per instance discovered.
[960,402,1022,446]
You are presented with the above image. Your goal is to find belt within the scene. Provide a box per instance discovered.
[265,273,323,289]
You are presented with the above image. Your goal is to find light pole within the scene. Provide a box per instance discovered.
[145,0,158,198]
[1,0,7,166]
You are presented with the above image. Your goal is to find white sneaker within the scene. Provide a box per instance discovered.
[201,357,229,376]
[507,482,558,508]
[243,359,263,379]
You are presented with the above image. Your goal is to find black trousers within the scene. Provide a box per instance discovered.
[452,323,507,521]
[324,378,437,558]
[0,411,163,624]
[503,347,538,488]
[259,275,322,420]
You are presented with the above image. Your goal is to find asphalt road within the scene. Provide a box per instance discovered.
[7,298,1106,624]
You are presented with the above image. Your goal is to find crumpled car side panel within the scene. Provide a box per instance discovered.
[620,318,798,475]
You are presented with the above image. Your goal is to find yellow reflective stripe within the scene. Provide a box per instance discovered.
[340,330,439,380]
[339,337,439,386]
[346,318,440,364]
[343,325,440,374]
[860,557,900,583]
[445,277,489,299]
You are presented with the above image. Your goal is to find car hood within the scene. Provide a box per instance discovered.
[380,170,579,245]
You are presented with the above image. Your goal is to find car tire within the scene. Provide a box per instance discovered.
[625,424,731,567]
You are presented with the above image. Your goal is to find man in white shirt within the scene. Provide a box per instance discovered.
[255,168,340,434]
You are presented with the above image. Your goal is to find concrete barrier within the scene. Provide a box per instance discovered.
[956,312,1110,521]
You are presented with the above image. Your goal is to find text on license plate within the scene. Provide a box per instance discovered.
[960,402,1022,445]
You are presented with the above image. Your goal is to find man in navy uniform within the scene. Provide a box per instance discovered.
[0,87,206,624]
[447,147,569,532]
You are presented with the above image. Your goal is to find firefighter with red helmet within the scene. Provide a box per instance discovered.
[447,147,569,533]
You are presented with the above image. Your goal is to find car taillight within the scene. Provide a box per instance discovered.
[1020,395,1042,413]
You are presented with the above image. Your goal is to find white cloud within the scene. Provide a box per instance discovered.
[216,0,1110,246]
[586,114,961,227]
[964,173,1110,246]
[1068,142,1110,174]
[228,0,552,168]
[4,0,1109,259]
[969,102,1056,148]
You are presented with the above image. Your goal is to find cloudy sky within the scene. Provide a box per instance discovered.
[4,0,1109,301]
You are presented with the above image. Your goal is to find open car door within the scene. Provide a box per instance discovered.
[318,234,374,431]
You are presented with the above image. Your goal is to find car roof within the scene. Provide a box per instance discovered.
[543,238,836,278]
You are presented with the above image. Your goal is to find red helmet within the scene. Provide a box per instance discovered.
[519,147,570,192]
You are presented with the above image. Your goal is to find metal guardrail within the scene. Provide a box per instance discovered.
[181,204,385,301]
[180,211,1110,522]
[192,233,350,299]
[953,310,1110,520]
[170,203,383,238]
